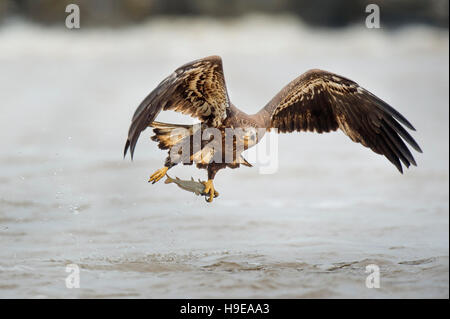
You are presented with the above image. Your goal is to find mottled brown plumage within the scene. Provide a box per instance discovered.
[124,55,422,201]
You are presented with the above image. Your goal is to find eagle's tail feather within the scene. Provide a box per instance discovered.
[150,121,194,150]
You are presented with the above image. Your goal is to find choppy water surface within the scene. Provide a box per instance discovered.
[0,16,448,298]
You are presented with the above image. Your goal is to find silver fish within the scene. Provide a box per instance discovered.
[164,174,219,199]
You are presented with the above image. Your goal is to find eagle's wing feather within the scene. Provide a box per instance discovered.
[124,55,230,159]
[264,69,422,173]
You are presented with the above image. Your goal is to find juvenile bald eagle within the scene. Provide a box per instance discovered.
[124,55,422,202]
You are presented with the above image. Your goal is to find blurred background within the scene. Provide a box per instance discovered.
[0,0,448,27]
[0,0,448,298]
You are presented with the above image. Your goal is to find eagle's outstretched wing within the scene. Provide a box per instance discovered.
[124,55,230,159]
[262,69,422,173]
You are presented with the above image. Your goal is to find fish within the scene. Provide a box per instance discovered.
[164,174,219,199]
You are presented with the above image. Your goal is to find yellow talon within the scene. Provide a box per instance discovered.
[148,167,169,184]
[202,179,218,203]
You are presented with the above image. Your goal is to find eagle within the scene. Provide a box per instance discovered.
[124,55,422,202]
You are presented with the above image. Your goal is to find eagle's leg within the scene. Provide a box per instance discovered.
[202,180,216,202]
[148,166,169,184]
[202,164,225,202]
[149,157,177,184]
